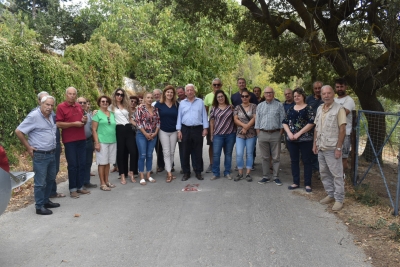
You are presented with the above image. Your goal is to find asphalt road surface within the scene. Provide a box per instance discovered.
[0,144,371,267]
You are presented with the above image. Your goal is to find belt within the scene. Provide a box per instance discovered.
[117,124,132,126]
[34,149,56,154]
[182,124,202,129]
[260,129,280,133]
[86,136,92,141]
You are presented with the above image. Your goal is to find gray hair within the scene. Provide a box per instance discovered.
[37,91,49,101]
[41,95,56,104]
[185,83,196,92]
[66,87,77,94]
[212,78,222,84]
[153,89,162,94]
[313,81,323,87]
[321,85,334,93]
[264,86,274,93]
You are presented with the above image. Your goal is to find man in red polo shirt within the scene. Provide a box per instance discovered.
[56,87,90,199]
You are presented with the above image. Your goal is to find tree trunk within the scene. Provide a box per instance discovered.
[354,84,385,162]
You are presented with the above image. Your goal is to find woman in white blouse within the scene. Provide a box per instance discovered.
[109,88,137,185]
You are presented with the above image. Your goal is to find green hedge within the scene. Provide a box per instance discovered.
[0,36,131,164]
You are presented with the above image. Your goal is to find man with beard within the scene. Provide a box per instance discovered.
[334,78,355,176]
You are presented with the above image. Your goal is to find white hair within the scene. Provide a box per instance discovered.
[321,85,334,93]
[153,89,162,94]
[37,91,49,101]
[41,95,56,104]
[65,87,77,94]
[212,78,222,84]
[185,84,196,92]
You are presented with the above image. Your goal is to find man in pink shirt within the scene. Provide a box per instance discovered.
[56,87,90,199]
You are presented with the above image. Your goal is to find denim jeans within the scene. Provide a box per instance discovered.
[136,132,158,173]
[64,140,86,192]
[236,136,257,169]
[51,142,61,196]
[212,133,236,176]
[33,152,56,209]
[286,140,313,187]
[84,137,94,185]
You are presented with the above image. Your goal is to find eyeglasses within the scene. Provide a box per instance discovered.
[101,100,109,104]
[217,95,224,99]
[264,92,273,94]
[116,93,124,97]
[241,95,250,98]
[213,84,222,87]
[131,100,137,104]
[107,116,110,125]
[78,102,87,104]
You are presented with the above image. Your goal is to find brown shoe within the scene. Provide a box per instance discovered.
[77,189,91,195]
[70,191,80,199]
[319,196,335,205]
[332,202,343,211]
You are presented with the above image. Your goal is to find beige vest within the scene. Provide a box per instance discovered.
[315,102,343,151]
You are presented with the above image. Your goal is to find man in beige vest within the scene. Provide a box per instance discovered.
[312,85,347,211]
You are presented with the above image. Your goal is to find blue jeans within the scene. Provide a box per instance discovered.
[64,140,86,192]
[212,133,236,176]
[84,137,94,185]
[286,140,313,187]
[33,152,56,209]
[51,142,61,196]
[235,136,257,169]
[136,132,158,173]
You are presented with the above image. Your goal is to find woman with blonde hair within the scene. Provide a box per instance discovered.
[155,85,179,182]
[135,92,160,185]
[109,88,136,184]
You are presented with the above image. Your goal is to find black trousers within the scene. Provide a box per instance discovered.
[116,124,138,176]
[155,138,165,169]
[181,125,203,174]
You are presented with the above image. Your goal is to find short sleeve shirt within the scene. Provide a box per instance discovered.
[231,92,258,107]
[282,105,315,142]
[92,110,117,143]
[234,104,257,139]
[155,102,179,133]
[56,101,86,143]
[209,106,235,135]
[334,95,355,135]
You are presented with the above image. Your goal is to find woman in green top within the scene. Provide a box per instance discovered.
[92,95,117,191]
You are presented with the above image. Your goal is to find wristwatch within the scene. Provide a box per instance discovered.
[336,147,342,151]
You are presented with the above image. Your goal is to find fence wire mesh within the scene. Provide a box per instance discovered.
[354,110,400,215]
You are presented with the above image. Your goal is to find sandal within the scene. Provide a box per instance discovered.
[148,177,156,183]
[129,172,136,183]
[120,179,127,185]
[166,175,173,183]
[106,182,116,188]
[140,179,147,185]
[50,192,66,198]
[100,185,111,191]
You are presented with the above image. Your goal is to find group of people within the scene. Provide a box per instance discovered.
[15,77,355,215]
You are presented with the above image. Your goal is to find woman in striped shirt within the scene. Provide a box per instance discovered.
[209,90,236,180]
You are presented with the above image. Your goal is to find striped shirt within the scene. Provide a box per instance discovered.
[255,99,285,130]
[210,106,236,135]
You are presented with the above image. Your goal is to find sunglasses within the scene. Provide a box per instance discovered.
[107,116,110,125]
[241,95,250,98]
[213,84,222,87]
[78,102,86,104]
[116,93,124,97]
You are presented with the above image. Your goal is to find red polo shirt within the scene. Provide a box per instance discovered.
[56,101,86,143]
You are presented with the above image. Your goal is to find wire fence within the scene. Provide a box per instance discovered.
[354,110,400,215]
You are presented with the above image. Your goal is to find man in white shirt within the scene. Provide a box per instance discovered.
[334,78,355,174]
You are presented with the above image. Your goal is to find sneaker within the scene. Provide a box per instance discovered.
[70,191,80,199]
[224,174,232,180]
[234,173,243,182]
[274,178,282,186]
[343,173,346,180]
[210,176,219,180]
[251,165,255,171]
[332,202,343,211]
[245,174,252,182]
[77,189,91,195]
[258,177,270,184]
[319,196,335,204]
[206,165,212,173]
[234,166,238,171]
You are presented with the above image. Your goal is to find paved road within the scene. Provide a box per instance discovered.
[0,144,370,267]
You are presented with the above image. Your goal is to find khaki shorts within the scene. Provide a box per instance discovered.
[342,135,351,159]
[95,143,117,165]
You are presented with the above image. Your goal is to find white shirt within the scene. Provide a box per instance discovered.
[334,95,355,135]
[109,105,130,125]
